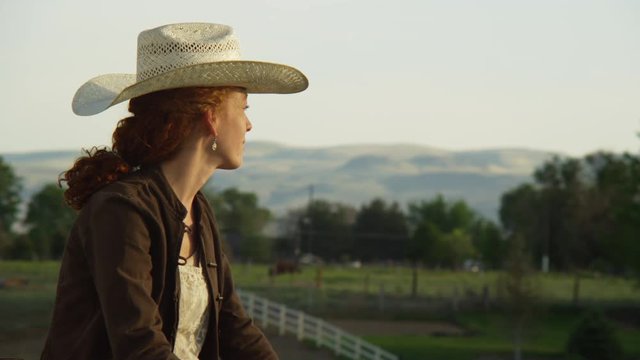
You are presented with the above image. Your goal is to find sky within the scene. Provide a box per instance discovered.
[0,0,639,156]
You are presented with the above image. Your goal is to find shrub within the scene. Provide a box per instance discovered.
[566,309,623,360]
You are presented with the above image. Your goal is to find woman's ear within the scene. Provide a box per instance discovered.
[202,109,218,137]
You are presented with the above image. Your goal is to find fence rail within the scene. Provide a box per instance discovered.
[238,289,398,360]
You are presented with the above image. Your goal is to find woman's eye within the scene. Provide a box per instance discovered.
[243,105,250,110]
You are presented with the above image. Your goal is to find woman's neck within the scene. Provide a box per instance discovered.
[160,148,216,212]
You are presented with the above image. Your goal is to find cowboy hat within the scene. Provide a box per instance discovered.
[72,23,309,116]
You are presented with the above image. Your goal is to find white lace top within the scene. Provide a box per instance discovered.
[173,263,211,359]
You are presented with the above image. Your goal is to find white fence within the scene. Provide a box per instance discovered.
[237,289,399,360]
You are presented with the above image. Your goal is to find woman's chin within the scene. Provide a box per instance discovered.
[218,159,243,170]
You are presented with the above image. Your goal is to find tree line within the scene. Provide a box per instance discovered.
[0,147,638,276]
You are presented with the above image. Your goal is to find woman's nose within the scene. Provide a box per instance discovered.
[246,118,253,132]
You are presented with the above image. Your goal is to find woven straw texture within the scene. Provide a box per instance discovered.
[72,23,308,116]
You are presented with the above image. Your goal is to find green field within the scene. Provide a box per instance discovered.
[1,261,639,359]
[231,262,640,304]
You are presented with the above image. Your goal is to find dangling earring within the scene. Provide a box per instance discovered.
[211,137,218,151]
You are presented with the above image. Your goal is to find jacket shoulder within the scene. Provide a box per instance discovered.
[83,170,164,216]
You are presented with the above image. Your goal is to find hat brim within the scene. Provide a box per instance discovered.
[72,61,308,116]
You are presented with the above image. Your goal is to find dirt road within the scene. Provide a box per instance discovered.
[265,329,337,360]
[330,319,465,336]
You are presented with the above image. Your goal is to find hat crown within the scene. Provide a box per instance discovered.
[72,22,307,116]
[136,23,241,81]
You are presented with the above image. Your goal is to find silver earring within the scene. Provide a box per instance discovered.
[211,137,218,151]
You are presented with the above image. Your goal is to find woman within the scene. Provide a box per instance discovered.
[41,23,308,360]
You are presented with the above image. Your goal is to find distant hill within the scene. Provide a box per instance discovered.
[1,142,556,220]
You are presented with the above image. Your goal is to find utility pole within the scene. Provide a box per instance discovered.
[306,184,314,254]
[542,195,550,273]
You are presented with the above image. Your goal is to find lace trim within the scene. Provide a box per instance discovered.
[173,264,210,359]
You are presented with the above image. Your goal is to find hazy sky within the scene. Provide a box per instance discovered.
[1,0,638,156]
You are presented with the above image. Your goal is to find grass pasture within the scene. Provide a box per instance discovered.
[231,262,640,302]
[1,261,639,359]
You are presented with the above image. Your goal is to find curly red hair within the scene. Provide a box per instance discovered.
[60,87,231,210]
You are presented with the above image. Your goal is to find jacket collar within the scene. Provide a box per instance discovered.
[140,165,189,221]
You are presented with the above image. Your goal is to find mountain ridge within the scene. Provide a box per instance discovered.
[2,142,556,220]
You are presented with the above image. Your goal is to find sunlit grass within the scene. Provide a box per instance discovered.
[231,263,640,304]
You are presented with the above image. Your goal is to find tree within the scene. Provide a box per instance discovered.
[499,183,542,251]
[584,152,640,275]
[0,156,22,259]
[353,198,408,261]
[471,219,505,270]
[298,199,355,261]
[0,156,21,235]
[273,208,306,258]
[501,157,592,272]
[0,226,11,259]
[24,183,76,260]
[408,195,478,268]
[408,195,476,234]
[207,188,271,236]
[499,151,640,277]
[407,219,441,265]
[437,228,476,269]
[205,188,272,262]
[566,310,623,360]
[498,234,538,360]
[6,234,34,260]
[533,156,588,272]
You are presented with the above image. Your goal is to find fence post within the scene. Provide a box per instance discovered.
[378,283,385,312]
[307,286,314,310]
[374,348,382,360]
[482,284,490,311]
[238,290,400,360]
[364,273,370,294]
[452,286,459,313]
[297,311,305,341]
[279,304,286,335]
[315,320,322,348]
[247,292,255,318]
[262,298,269,328]
[315,265,324,289]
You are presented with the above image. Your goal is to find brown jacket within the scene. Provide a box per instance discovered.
[41,166,277,360]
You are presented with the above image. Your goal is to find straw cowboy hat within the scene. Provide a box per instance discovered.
[72,23,309,116]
